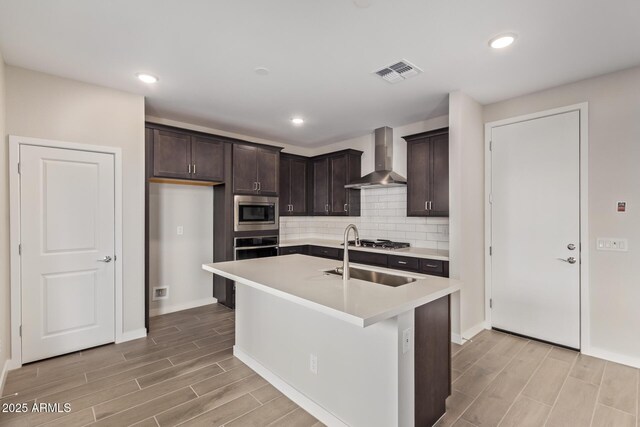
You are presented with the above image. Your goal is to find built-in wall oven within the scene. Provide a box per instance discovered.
[234,235,279,260]
[234,195,279,232]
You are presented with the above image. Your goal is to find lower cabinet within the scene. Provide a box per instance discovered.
[296,245,449,277]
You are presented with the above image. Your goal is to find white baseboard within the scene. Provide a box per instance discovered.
[1,359,13,397]
[116,328,147,344]
[461,321,489,343]
[234,346,349,427]
[149,297,218,317]
[451,333,463,345]
[584,346,640,369]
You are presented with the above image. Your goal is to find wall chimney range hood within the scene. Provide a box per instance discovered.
[345,126,407,189]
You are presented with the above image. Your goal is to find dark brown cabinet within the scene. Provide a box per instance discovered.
[191,136,224,182]
[404,128,449,217]
[233,144,280,195]
[152,129,224,182]
[311,150,362,216]
[280,154,308,215]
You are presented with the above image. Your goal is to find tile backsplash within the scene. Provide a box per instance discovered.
[279,187,449,250]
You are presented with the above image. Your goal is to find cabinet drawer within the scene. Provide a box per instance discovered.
[310,246,340,260]
[388,255,420,272]
[420,259,444,275]
[349,250,387,267]
[279,245,308,256]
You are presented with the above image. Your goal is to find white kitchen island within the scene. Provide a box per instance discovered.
[203,254,461,427]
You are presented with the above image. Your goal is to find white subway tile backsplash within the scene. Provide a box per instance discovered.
[280,187,449,247]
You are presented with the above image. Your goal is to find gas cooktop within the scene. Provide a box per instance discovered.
[343,239,411,250]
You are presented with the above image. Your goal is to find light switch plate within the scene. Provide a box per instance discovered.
[177,226,184,235]
[402,328,412,354]
[597,238,628,252]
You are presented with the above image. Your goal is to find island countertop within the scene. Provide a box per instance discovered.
[203,254,460,327]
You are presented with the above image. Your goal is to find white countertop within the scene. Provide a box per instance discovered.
[203,255,460,327]
[279,238,450,261]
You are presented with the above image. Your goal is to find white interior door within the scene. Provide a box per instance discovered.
[20,145,116,363]
[491,111,581,349]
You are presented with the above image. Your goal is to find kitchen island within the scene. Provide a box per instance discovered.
[203,254,461,427]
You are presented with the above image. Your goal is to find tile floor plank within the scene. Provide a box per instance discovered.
[225,395,298,427]
[498,395,551,427]
[545,376,599,427]
[176,393,261,427]
[591,404,636,427]
[598,362,638,415]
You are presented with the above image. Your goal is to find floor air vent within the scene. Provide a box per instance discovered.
[374,60,422,84]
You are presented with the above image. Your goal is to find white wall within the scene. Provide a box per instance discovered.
[448,91,486,342]
[0,51,10,386]
[483,66,640,366]
[5,66,146,336]
[148,183,215,316]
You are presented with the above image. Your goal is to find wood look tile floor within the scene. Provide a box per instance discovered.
[2,305,637,427]
[0,304,323,427]
[440,330,639,427]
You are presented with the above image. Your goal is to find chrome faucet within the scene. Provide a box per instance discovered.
[342,224,361,280]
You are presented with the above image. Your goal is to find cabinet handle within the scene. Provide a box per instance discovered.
[257,182,261,191]
[193,163,196,174]
[325,204,329,212]
[289,204,293,212]
[344,203,348,212]
[398,261,407,265]
[253,182,257,190]
[429,201,433,210]
[425,201,429,210]
[188,164,192,174]
[426,264,439,268]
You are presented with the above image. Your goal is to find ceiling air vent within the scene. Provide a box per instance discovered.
[374,60,422,84]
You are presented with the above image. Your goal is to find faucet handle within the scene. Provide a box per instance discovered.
[355,237,361,247]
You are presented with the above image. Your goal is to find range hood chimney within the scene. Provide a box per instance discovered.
[344,126,407,189]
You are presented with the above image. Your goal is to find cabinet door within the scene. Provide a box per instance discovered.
[192,137,224,182]
[279,157,291,215]
[290,158,307,214]
[430,134,449,216]
[312,158,329,215]
[153,130,191,179]
[256,149,279,195]
[329,155,348,215]
[233,144,258,194]
[407,138,431,216]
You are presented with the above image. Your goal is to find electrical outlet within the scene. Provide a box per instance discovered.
[402,328,412,354]
[597,238,628,252]
[177,226,184,235]
[309,354,318,374]
[152,287,169,301]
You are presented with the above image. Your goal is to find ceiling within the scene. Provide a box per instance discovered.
[1,1,639,146]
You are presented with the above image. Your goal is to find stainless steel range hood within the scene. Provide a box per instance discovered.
[344,126,407,189]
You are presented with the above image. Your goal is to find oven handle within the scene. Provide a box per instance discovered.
[234,244,279,251]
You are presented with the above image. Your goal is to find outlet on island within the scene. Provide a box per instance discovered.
[309,353,318,374]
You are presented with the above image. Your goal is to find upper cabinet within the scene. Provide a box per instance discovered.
[404,128,449,217]
[233,144,280,195]
[280,154,308,216]
[311,150,362,216]
[152,129,224,182]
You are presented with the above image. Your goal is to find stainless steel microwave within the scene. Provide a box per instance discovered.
[234,195,279,232]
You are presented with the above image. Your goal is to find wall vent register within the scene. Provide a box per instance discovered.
[374,59,422,84]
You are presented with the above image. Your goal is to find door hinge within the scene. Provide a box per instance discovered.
[18,244,22,255]
[17,162,21,174]
[490,299,493,309]
[489,141,492,151]
[19,325,22,337]
[489,246,492,256]
[489,193,493,204]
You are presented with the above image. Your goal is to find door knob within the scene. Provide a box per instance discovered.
[97,256,112,263]
[557,257,577,264]
[567,244,576,250]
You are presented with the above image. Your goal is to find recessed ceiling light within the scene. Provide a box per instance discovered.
[136,73,158,84]
[489,34,517,49]
[291,117,304,125]
[255,67,270,76]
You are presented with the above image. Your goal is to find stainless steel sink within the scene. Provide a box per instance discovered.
[324,266,417,287]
